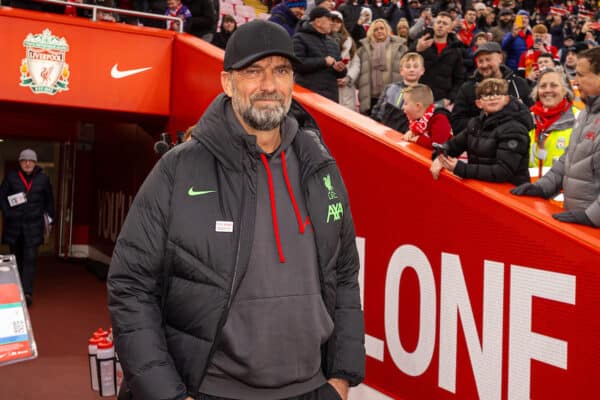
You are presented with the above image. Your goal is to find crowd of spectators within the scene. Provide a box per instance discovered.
[263,0,600,228]
[3,0,220,39]
[4,0,598,228]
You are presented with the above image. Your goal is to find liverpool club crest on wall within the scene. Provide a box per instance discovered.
[19,29,70,95]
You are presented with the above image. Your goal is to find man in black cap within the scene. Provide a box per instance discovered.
[451,41,532,133]
[293,7,347,102]
[108,19,364,400]
[489,8,514,43]
[0,148,55,307]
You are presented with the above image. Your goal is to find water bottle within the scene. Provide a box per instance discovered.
[88,337,103,391]
[115,351,124,395]
[96,340,116,397]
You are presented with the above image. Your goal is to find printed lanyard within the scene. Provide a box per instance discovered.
[18,171,32,193]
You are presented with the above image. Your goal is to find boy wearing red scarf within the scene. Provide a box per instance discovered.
[401,84,452,149]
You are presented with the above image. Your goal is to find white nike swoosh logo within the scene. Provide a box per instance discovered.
[110,64,152,79]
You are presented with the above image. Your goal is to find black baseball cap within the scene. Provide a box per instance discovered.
[223,20,299,71]
[309,6,333,21]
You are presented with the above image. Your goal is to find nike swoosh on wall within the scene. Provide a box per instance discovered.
[110,64,152,79]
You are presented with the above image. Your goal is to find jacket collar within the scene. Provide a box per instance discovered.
[585,94,600,114]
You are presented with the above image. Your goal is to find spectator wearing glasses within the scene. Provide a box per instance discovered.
[431,78,533,185]
[451,41,532,134]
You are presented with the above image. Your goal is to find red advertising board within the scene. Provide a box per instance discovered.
[295,89,600,400]
[1,9,599,398]
[0,7,173,116]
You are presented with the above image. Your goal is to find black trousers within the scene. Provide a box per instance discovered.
[198,382,342,400]
[10,234,39,296]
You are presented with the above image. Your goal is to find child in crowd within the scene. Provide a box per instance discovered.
[165,0,192,31]
[401,83,453,149]
[370,52,425,134]
[431,78,533,185]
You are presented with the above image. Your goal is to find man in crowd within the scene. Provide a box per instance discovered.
[511,47,600,228]
[0,149,55,307]
[414,11,465,105]
[293,7,347,102]
[489,8,514,43]
[451,41,532,134]
[525,52,556,85]
[518,24,559,78]
[502,9,532,72]
[108,20,365,400]
[456,7,479,47]
[337,0,366,46]
[269,0,307,36]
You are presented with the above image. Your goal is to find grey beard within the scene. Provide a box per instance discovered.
[240,103,287,131]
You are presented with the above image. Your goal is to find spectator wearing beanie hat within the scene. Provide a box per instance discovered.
[269,0,307,36]
[0,148,55,307]
[502,9,533,72]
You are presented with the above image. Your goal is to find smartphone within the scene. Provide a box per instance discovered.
[432,142,448,155]
[515,14,524,29]
[423,27,434,38]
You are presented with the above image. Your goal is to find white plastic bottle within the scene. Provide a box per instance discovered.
[88,337,102,391]
[115,351,124,395]
[96,340,116,397]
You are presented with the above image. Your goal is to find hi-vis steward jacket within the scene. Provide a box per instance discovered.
[529,106,578,168]
[107,94,365,400]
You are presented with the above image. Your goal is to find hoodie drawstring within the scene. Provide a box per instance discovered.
[260,151,306,264]
[281,151,306,235]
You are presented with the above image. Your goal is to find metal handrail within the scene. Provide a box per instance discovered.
[13,0,184,32]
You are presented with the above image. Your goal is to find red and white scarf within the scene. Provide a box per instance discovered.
[530,98,571,142]
[457,20,476,47]
[409,104,435,137]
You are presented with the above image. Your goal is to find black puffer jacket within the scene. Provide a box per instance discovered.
[108,94,365,400]
[293,22,346,102]
[444,97,533,185]
[413,34,465,102]
[450,65,533,134]
[0,166,55,247]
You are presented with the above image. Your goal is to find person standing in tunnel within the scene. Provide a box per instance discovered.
[0,149,55,307]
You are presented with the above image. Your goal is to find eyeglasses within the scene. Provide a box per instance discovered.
[479,93,504,100]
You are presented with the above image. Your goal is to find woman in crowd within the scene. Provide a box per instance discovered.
[331,10,360,111]
[356,18,407,115]
[528,68,578,174]
[396,18,412,47]
[211,14,237,49]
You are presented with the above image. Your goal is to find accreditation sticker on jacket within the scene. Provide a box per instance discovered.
[0,255,37,366]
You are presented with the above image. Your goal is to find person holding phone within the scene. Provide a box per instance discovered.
[502,10,532,72]
[293,7,347,102]
[518,24,559,80]
[412,11,465,106]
